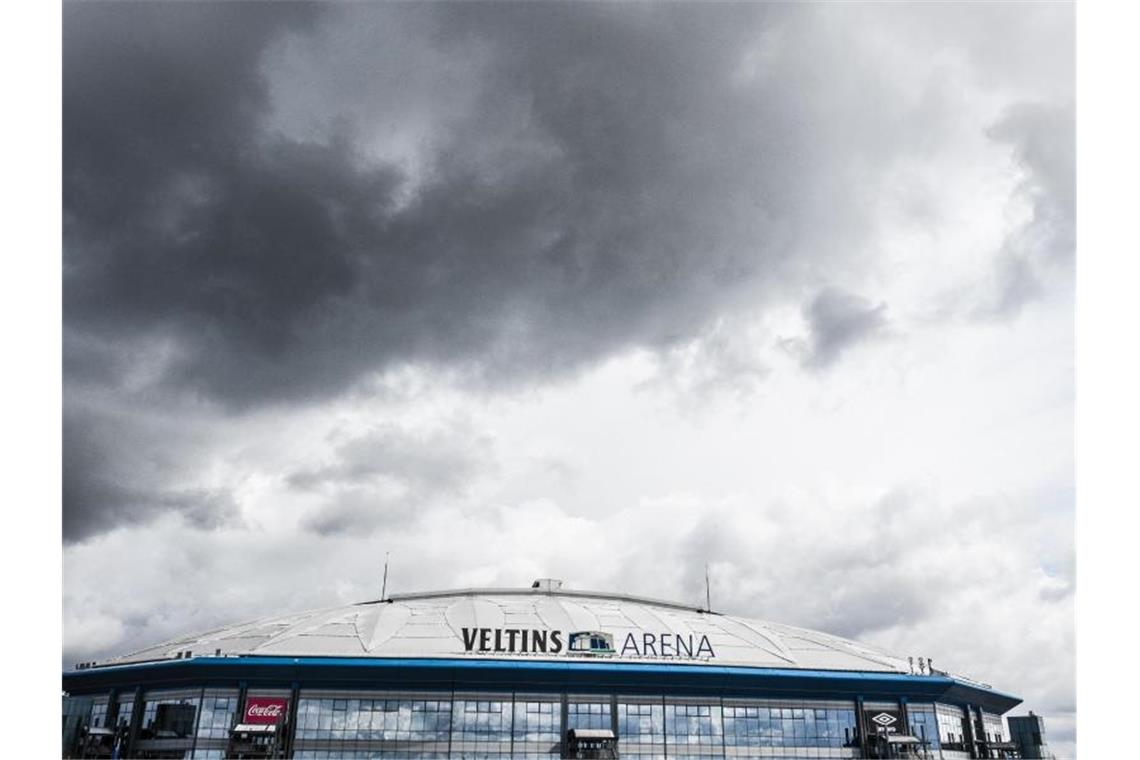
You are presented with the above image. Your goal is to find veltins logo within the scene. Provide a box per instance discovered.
[461,628,564,654]
[568,630,615,655]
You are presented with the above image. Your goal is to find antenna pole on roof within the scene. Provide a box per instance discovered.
[381,552,390,600]
[705,563,712,612]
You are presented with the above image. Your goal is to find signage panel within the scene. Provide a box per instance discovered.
[459,627,716,659]
[863,708,903,736]
[244,696,288,725]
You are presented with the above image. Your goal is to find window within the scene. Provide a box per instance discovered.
[723,700,857,753]
[907,703,940,750]
[452,696,513,748]
[936,703,970,754]
[567,700,611,732]
[196,691,238,739]
[140,690,201,740]
[664,701,722,753]
[982,711,1006,743]
[114,694,135,729]
[617,700,664,754]
[89,698,110,729]
[512,697,560,757]
[296,696,451,743]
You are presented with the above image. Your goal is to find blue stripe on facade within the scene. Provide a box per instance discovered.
[70,655,952,685]
[62,655,1021,713]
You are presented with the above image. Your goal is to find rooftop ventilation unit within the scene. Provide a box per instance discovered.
[532,578,563,591]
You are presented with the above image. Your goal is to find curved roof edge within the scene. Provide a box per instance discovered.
[61,656,1023,715]
[369,586,710,613]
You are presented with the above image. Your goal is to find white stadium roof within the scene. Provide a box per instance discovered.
[102,586,913,674]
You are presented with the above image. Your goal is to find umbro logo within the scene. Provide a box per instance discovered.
[871,713,897,727]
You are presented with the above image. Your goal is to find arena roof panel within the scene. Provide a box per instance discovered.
[98,587,919,675]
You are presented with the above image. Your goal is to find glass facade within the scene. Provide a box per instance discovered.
[451,694,513,753]
[197,691,240,740]
[617,698,665,756]
[64,688,1013,759]
[79,687,240,760]
[935,703,970,759]
[115,692,136,729]
[723,700,858,757]
[293,692,452,759]
[664,700,722,757]
[140,688,201,740]
[88,696,110,730]
[62,694,94,757]
[512,694,561,757]
[567,697,611,731]
[981,711,1007,743]
[906,703,940,751]
[295,696,452,742]
[298,691,864,758]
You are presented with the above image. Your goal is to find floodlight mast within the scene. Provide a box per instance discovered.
[381,552,390,600]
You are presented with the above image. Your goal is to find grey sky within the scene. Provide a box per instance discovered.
[63,2,1075,755]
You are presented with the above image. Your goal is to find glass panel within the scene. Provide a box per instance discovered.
[722,700,857,752]
[618,700,664,751]
[62,694,95,757]
[295,696,451,743]
[114,694,136,729]
[908,703,941,750]
[140,690,201,740]
[664,701,722,754]
[452,697,514,744]
[196,693,239,739]
[567,699,611,731]
[513,697,560,747]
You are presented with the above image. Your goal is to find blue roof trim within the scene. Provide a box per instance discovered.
[63,655,1018,702]
[78,655,942,679]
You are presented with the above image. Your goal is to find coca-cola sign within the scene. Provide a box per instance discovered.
[244,697,288,724]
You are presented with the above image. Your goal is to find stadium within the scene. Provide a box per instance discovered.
[61,581,1051,759]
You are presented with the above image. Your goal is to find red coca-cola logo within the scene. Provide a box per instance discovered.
[244,697,288,724]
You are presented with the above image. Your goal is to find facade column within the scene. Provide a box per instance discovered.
[103,688,119,732]
[961,704,977,759]
[855,696,868,758]
[282,682,300,758]
[719,696,728,759]
[233,682,247,759]
[560,693,569,758]
[123,685,144,759]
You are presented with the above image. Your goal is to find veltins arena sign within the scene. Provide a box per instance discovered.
[461,628,715,659]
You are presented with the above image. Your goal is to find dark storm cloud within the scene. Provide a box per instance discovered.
[63,402,240,541]
[288,424,489,493]
[290,423,493,537]
[64,2,402,404]
[64,2,935,409]
[63,2,1071,540]
[787,288,888,370]
[299,489,415,538]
